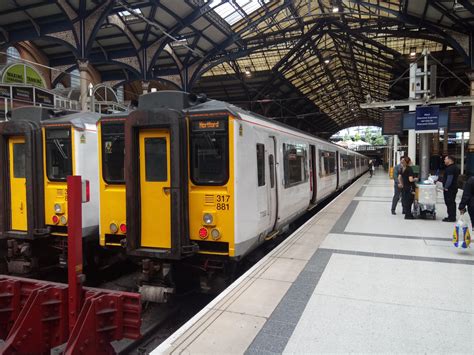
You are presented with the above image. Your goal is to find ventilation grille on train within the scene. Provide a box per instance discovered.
[204,195,215,205]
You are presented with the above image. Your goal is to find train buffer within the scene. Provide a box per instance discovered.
[0,176,142,354]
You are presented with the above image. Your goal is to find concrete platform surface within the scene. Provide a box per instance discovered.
[153,171,474,354]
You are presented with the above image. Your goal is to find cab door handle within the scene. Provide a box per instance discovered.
[163,187,171,195]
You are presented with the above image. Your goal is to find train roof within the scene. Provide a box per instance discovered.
[41,111,101,130]
[187,98,367,157]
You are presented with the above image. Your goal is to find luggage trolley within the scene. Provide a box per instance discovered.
[413,183,437,219]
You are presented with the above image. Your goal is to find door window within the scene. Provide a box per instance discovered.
[145,138,167,182]
[257,143,265,186]
[269,154,275,188]
[13,143,26,178]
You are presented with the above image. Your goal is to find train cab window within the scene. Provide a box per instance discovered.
[283,143,307,188]
[101,123,125,183]
[144,138,167,181]
[257,144,265,186]
[319,150,336,177]
[13,143,26,178]
[269,154,275,188]
[45,128,72,181]
[190,118,228,185]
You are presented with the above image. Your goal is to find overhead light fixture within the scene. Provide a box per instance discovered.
[409,47,416,58]
[324,59,330,64]
[244,66,251,76]
[453,0,464,11]
[332,6,339,13]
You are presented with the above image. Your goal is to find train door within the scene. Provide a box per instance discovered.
[267,138,277,229]
[9,136,27,231]
[256,142,271,229]
[139,129,171,249]
[310,145,317,203]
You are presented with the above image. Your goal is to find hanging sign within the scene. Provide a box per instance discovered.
[447,105,471,133]
[2,64,45,88]
[415,105,439,133]
[382,110,403,135]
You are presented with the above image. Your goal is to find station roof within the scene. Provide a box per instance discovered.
[0,0,472,136]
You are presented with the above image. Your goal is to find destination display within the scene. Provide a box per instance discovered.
[191,119,227,132]
[448,105,472,133]
[415,105,439,132]
[382,110,403,135]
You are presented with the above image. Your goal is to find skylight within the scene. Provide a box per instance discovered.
[208,0,271,26]
[118,8,143,22]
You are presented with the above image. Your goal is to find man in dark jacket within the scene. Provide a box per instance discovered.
[459,176,474,224]
[442,155,460,222]
[391,157,404,215]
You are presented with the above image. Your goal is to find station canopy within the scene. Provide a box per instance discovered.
[0,0,472,137]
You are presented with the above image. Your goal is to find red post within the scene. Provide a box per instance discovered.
[67,175,83,333]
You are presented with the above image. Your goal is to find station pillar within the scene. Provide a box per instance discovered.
[408,62,417,164]
[142,81,150,94]
[78,60,89,111]
[466,71,474,175]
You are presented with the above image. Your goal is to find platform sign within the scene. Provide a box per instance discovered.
[12,86,33,104]
[447,105,472,133]
[415,105,439,133]
[382,109,403,135]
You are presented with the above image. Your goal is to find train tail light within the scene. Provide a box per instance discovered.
[119,223,127,233]
[199,227,208,239]
[52,215,59,224]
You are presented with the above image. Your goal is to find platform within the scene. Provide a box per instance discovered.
[153,171,474,354]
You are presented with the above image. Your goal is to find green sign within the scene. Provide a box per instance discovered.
[2,64,45,88]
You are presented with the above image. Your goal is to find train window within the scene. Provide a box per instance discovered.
[257,144,265,186]
[269,154,275,188]
[13,143,26,178]
[144,138,167,182]
[283,143,307,188]
[190,118,228,185]
[101,123,125,184]
[319,150,336,177]
[340,154,353,171]
[45,128,72,181]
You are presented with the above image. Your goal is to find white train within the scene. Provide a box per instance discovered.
[121,92,368,296]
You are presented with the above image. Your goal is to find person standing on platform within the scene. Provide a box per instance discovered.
[458,175,474,226]
[398,156,417,219]
[391,156,404,215]
[442,155,460,222]
[368,160,373,177]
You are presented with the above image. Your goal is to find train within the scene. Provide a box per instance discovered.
[0,107,102,273]
[0,91,368,298]
[98,91,368,298]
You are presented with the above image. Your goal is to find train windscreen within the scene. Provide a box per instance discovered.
[45,128,73,181]
[189,118,229,185]
[101,122,125,184]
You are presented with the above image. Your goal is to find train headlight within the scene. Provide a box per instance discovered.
[210,228,221,240]
[60,216,67,225]
[54,203,64,214]
[110,223,118,234]
[203,213,213,225]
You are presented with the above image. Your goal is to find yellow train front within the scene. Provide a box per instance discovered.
[0,107,103,274]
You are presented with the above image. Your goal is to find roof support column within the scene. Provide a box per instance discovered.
[408,62,417,164]
[78,60,89,111]
[465,71,474,175]
[142,81,150,95]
